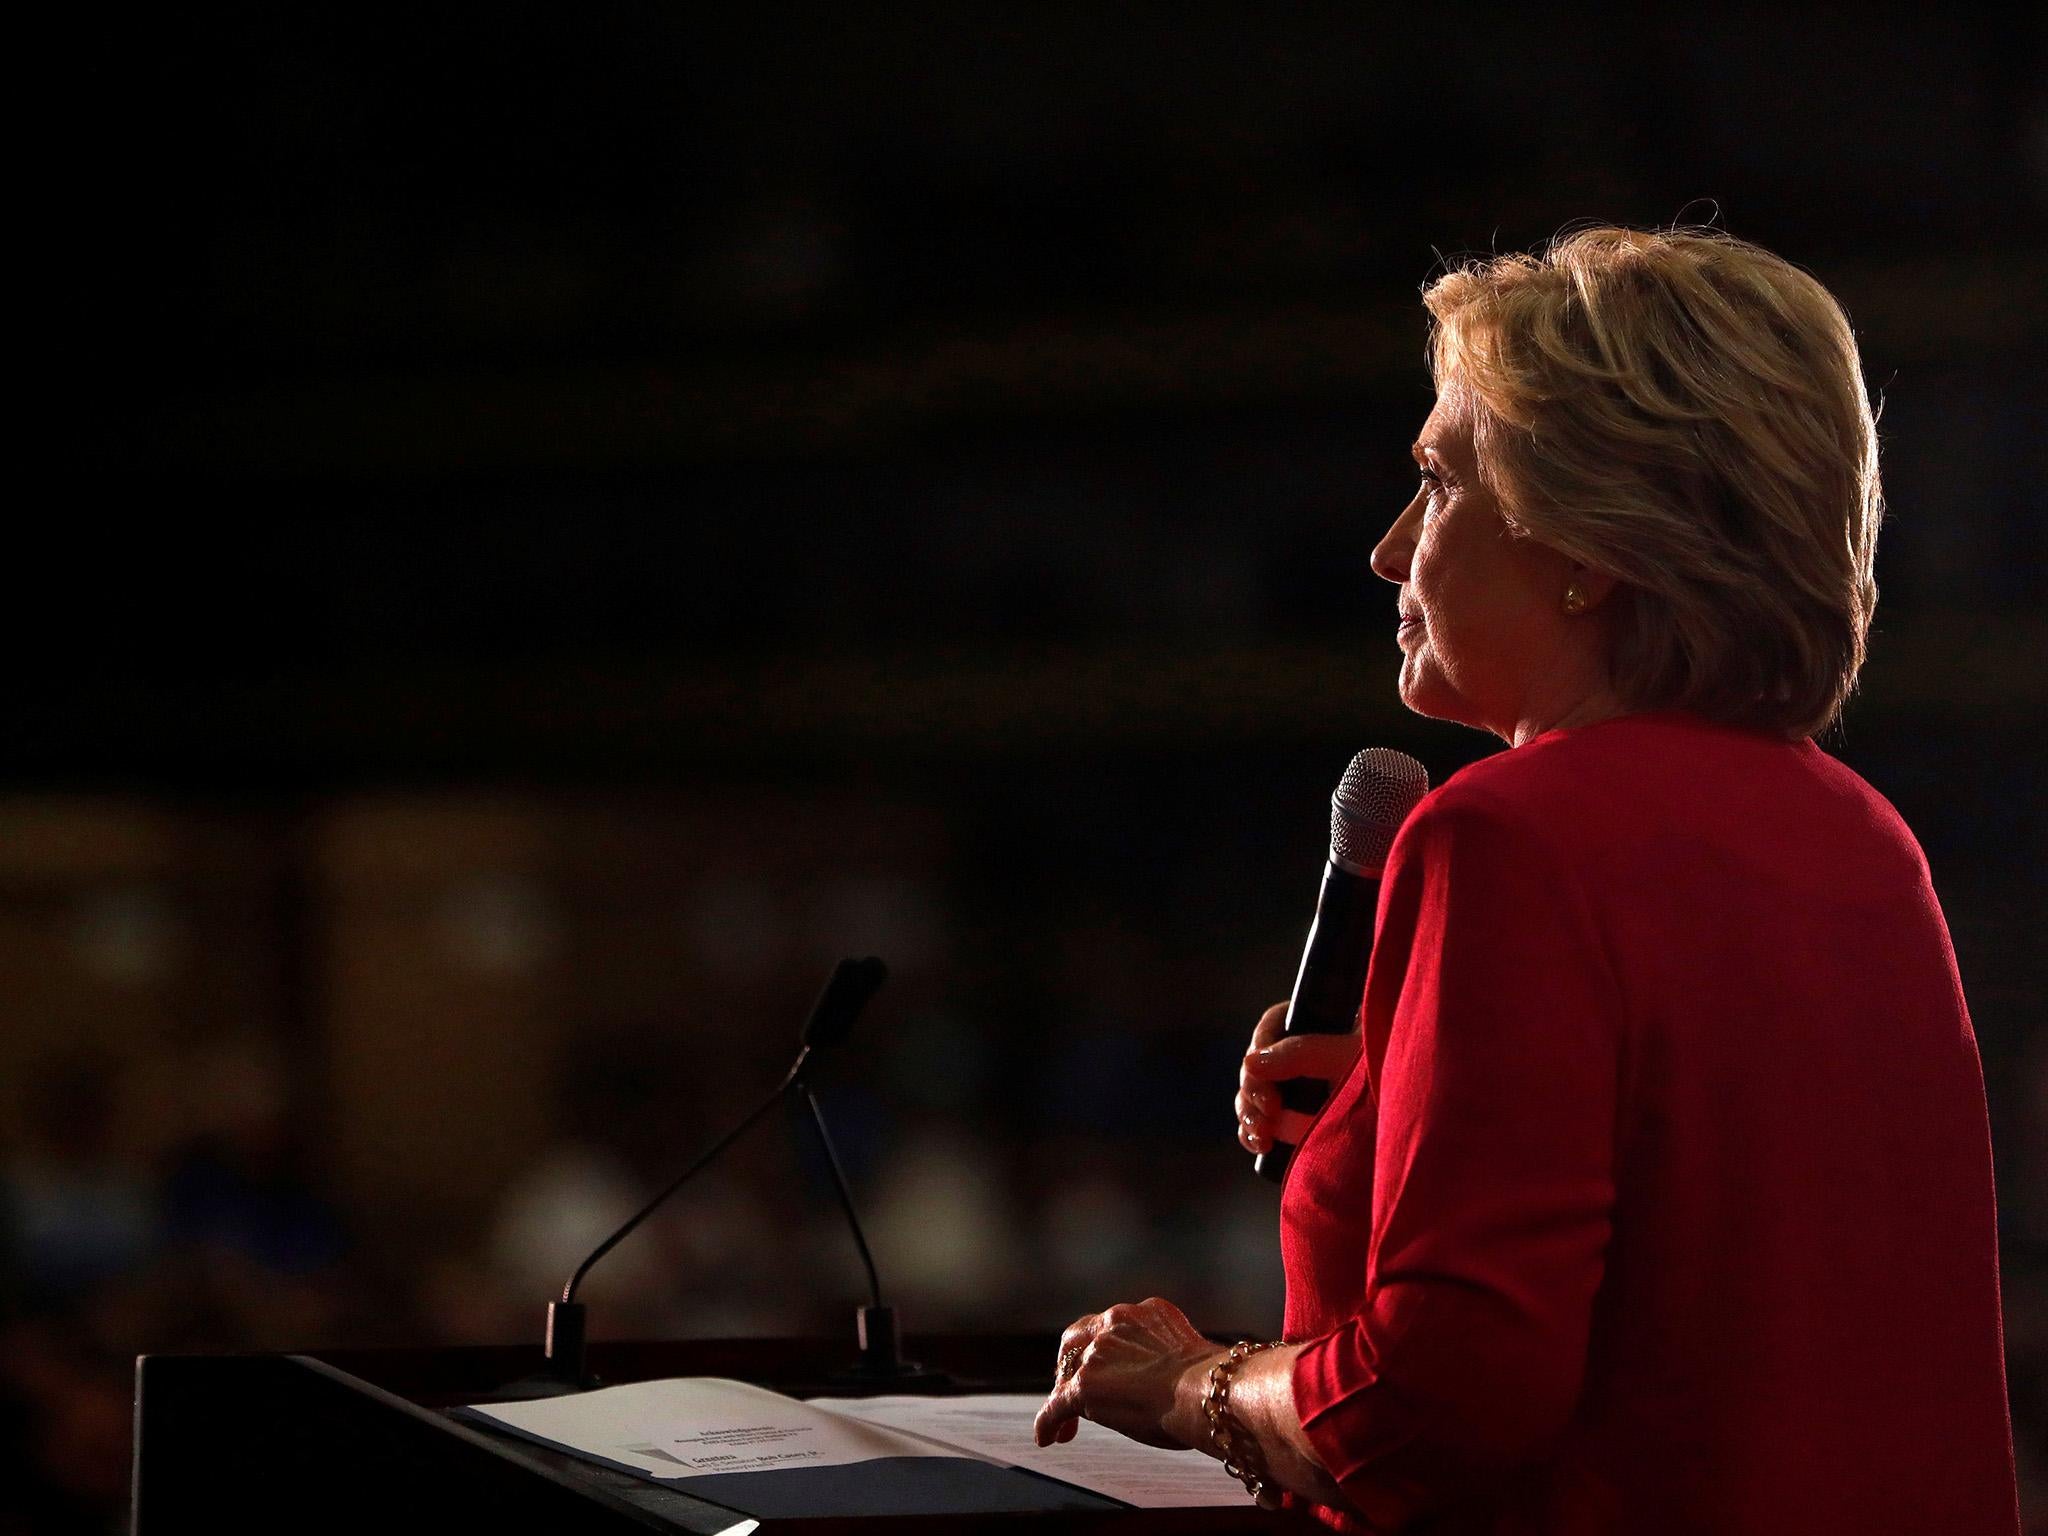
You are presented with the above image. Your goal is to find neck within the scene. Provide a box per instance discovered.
[1504,674,1631,748]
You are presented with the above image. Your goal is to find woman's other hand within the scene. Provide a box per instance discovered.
[1032,1297,1222,1450]
[1236,1002,1363,1154]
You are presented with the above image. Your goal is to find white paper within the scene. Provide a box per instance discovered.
[805,1393,1246,1508]
[468,1377,979,1480]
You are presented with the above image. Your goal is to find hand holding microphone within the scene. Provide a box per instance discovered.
[1247,748,1428,1183]
[1237,1002,1362,1156]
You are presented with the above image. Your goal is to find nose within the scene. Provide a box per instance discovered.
[1371,494,1422,586]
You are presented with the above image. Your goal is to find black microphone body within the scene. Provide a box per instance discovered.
[1251,858,1380,1184]
[1255,749,1429,1185]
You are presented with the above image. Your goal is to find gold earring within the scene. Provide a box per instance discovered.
[1562,586,1587,615]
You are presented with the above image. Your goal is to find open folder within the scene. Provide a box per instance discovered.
[458,1377,1249,1519]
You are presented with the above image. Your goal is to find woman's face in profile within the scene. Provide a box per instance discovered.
[1371,385,1578,739]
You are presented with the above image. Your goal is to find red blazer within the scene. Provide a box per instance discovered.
[1281,712,2018,1533]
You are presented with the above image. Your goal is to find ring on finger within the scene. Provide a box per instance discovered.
[1057,1346,1083,1381]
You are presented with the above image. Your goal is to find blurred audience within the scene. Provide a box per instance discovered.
[0,1042,362,1531]
[5,1056,156,1309]
[0,814,2039,1531]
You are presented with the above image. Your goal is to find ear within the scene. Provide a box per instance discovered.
[1567,561,1619,612]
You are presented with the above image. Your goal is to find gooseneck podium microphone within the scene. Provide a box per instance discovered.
[1254,749,1429,1185]
[539,956,897,1390]
[794,1083,946,1387]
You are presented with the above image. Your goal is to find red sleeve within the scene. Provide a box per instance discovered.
[1292,787,1620,1528]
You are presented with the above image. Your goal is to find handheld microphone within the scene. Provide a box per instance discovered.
[1253,749,1429,1185]
[537,956,893,1390]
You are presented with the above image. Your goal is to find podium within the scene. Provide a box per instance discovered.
[133,1333,1325,1532]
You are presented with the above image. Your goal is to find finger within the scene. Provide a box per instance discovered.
[1237,1112,1273,1152]
[1235,1080,1281,1121]
[1032,1368,1081,1449]
[1235,1090,1281,1150]
[1242,1031,1362,1083]
[1053,1314,1100,1376]
[1247,1002,1290,1053]
[1236,1073,1318,1138]
[1241,1032,1349,1147]
[1236,1010,1289,1127]
[1244,1030,1360,1079]
[1033,1367,1085,1446]
[1259,1105,1320,1146]
[1239,1103,1312,1149]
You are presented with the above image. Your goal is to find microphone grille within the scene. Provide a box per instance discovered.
[1330,748,1430,876]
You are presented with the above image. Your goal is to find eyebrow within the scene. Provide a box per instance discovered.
[1410,441,1436,466]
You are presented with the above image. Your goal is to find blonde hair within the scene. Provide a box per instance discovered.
[1423,225,1882,739]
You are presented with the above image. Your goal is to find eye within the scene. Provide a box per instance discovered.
[1417,466,1445,505]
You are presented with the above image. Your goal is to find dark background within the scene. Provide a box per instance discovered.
[7,7,2045,1529]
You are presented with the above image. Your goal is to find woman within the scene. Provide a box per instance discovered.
[1031,227,2020,1533]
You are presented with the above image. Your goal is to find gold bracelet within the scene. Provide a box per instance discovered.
[1203,1339,1280,1507]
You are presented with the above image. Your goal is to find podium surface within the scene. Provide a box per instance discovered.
[134,1334,1324,1532]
